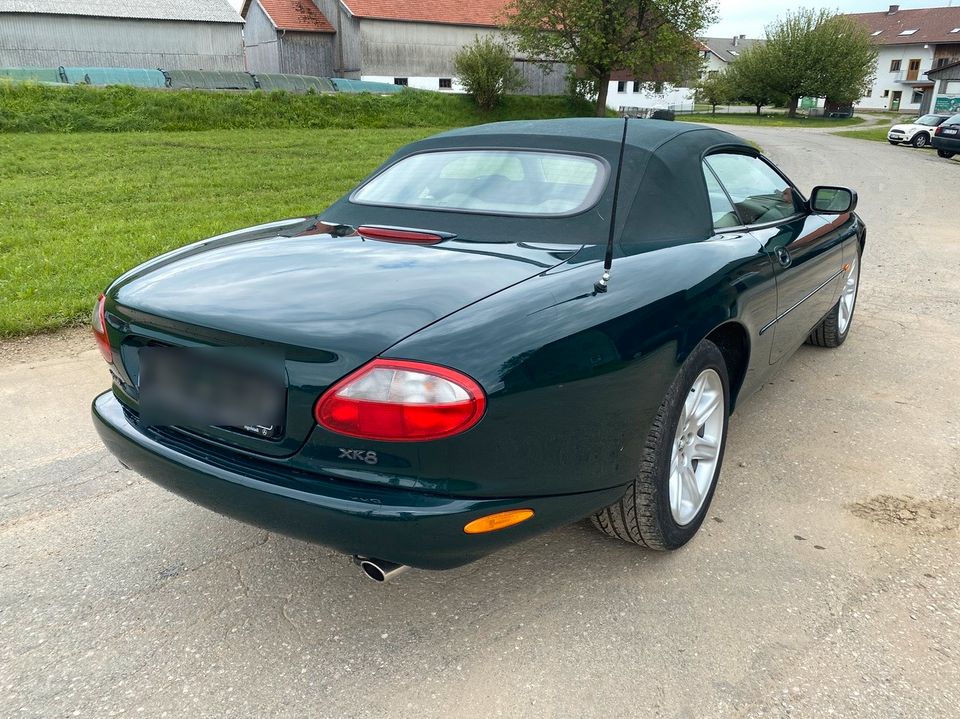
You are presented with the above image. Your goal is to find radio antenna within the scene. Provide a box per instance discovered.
[594,116,629,293]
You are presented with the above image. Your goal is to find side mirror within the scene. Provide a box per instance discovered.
[809,186,857,214]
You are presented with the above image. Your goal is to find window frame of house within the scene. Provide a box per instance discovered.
[438,78,452,89]
[632,81,641,93]
[911,89,925,104]
[616,80,626,93]
[393,77,409,86]
[889,59,902,72]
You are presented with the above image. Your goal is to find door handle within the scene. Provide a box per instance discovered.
[775,247,791,267]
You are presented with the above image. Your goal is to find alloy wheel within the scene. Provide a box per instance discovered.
[669,368,725,525]
[838,256,859,335]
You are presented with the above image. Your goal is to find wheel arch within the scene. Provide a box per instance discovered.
[703,321,751,412]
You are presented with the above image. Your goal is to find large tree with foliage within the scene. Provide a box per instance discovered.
[505,0,717,116]
[757,8,877,117]
[694,71,735,113]
[726,48,785,115]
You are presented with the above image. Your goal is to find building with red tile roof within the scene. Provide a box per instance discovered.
[242,0,566,95]
[846,4,960,112]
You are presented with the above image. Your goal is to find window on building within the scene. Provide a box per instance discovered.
[898,29,918,36]
[883,89,890,98]
[951,28,960,33]
[617,81,626,93]
[934,57,951,69]
[889,59,901,72]
[633,81,641,93]
[912,89,925,104]
[393,77,408,86]
[871,30,883,36]
[438,78,452,89]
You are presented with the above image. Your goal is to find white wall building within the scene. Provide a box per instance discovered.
[849,5,960,113]
[605,36,762,112]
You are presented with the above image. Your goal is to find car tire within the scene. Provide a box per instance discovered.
[591,339,729,551]
[911,133,930,148]
[938,149,956,159]
[807,245,861,348]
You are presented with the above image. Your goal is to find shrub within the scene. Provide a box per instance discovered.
[453,36,525,111]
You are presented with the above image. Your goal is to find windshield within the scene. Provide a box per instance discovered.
[351,150,607,217]
[916,115,945,126]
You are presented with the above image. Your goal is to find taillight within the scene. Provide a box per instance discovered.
[92,293,112,363]
[357,226,445,244]
[315,359,486,441]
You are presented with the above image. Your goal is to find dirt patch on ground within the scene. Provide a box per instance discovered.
[848,494,960,534]
[0,326,91,366]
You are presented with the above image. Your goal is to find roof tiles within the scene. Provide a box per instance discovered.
[255,0,335,32]
[341,0,509,27]
[848,6,960,45]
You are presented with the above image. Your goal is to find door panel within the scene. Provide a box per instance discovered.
[752,214,847,363]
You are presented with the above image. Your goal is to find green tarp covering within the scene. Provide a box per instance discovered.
[0,67,62,83]
[60,67,167,88]
[163,69,257,91]
[330,78,403,94]
[252,74,334,93]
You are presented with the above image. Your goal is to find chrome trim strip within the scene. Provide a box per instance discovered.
[759,268,845,336]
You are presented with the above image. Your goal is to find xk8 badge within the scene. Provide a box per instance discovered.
[339,448,378,465]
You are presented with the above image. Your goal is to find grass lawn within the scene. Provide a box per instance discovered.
[677,113,865,127]
[836,126,891,143]
[0,128,439,337]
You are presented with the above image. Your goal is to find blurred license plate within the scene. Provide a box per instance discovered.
[944,128,958,135]
[138,346,285,437]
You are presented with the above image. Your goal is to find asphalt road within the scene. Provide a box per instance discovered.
[2,128,959,719]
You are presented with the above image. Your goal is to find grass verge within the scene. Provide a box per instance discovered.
[677,113,865,127]
[0,83,595,133]
[835,126,890,143]
[0,128,440,337]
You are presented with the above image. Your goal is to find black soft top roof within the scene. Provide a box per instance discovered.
[323,119,752,246]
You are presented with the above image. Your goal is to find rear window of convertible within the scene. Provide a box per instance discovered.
[350,150,607,217]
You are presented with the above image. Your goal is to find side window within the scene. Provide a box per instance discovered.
[702,162,740,229]
[705,153,800,226]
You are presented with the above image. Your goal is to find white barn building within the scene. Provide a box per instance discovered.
[0,0,244,70]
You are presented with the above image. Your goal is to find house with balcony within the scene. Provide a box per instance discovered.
[849,4,960,112]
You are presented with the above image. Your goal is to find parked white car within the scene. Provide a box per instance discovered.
[887,114,952,148]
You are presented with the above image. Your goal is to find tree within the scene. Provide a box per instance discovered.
[726,48,785,115]
[694,72,734,114]
[453,36,525,111]
[758,8,877,117]
[505,0,717,116]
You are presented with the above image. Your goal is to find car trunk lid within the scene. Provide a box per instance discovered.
[107,223,583,457]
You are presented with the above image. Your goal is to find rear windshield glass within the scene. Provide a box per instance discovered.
[351,150,607,217]
[916,114,946,126]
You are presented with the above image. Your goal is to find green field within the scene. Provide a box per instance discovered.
[677,113,865,127]
[0,84,607,337]
[0,128,441,337]
[0,83,594,133]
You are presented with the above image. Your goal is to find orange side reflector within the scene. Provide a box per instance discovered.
[842,263,851,272]
[463,509,534,534]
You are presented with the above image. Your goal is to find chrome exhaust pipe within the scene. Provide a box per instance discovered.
[354,556,409,582]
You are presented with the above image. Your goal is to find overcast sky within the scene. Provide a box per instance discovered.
[226,0,958,39]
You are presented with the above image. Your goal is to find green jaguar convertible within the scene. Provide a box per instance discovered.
[91,118,864,581]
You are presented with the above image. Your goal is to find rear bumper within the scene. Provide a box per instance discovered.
[92,391,626,570]
[932,135,960,152]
